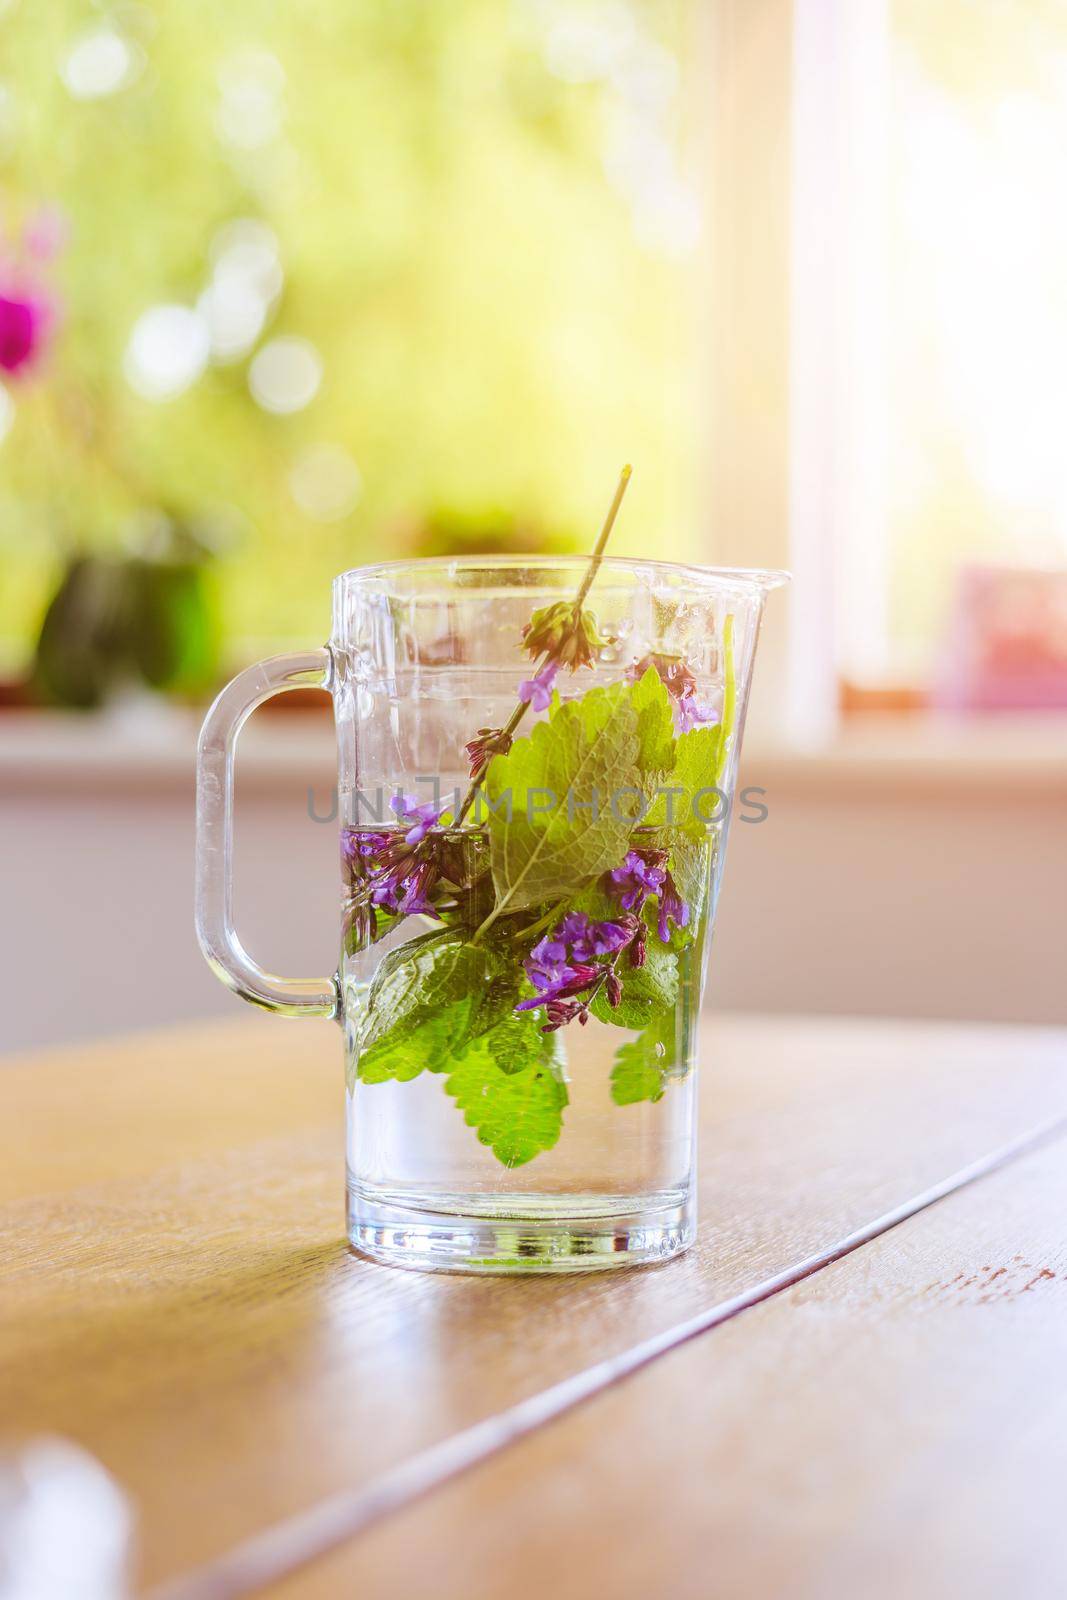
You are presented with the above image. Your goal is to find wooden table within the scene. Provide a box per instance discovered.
[3,1012,1067,1599]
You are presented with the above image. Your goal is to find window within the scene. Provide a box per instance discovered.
[9,0,1060,720]
[798,0,1067,704]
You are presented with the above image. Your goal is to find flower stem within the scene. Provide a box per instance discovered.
[456,463,633,828]
[571,462,631,613]
[508,898,569,943]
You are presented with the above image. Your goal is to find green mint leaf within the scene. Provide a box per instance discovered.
[676,725,724,812]
[355,929,512,1085]
[471,967,527,1036]
[610,1011,678,1105]
[640,612,737,834]
[664,831,714,922]
[643,724,722,835]
[354,1008,461,1088]
[459,1013,562,1076]
[483,682,640,915]
[629,664,677,775]
[445,1020,568,1167]
[590,938,678,1029]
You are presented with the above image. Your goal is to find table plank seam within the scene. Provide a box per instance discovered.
[145,1110,1067,1600]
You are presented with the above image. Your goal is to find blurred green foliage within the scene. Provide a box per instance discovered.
[32,516,220,706]
[0,0,700,675]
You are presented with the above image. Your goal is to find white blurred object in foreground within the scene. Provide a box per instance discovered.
[0,1438,133,1599]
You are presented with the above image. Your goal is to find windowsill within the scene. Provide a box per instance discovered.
[1,707,1065,793]
[0,705,334,790]
[743,713,1067,792]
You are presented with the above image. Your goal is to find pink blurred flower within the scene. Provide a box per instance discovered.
[23,206,70,263]
[0,292,51,376]
[0,205,67,377]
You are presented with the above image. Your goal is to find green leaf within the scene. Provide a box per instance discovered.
[355,1008,461,1088]
[644,724,723,836]
[589,938,678,1029]
[640,613,737,835]
[458,1012,562,1076]
[354,930,512,1085]
[445,1021,568,1167]
[483,682,640,915]
[664,831,713,921]
[610,1011,678,1105]
[629,664,677,776]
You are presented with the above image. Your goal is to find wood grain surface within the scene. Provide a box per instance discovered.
[2,1011,1066,1597]
[293,1138,1067,1600]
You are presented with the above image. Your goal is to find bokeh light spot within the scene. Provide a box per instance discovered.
[60,27,142,100]
[124,305,210,401]
[0,84,17,154]
[289,444,362,521]
[0,380,14,444]
[197,278,266,365]
[199,218,283,362]
[215,49,285,150]
[248,336,321,415]
[209,219,283,299]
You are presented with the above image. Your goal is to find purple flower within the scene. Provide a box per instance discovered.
[557,911,590,945]
[591,919,632,954]
[341,828,390,864]
[518,661,559,713]
[370,870,403,912]
[365,858,441,921]
[675,690,716,734]
[627,650,720,735]
[607,849,667,911]
[516,934,602,1017]
[514,907,649,1031]
[397,860,442,919]
[342,814,450,924]
[552,908,635,961]
[570,918,631,961]
[605,846,690,945]
[523,936,571,993]
[657,871,690,943]
[514,959,600,1013]
[390,792,446,845]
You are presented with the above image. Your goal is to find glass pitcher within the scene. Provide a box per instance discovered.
[195,557,786,1273]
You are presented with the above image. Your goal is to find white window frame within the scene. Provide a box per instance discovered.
[703,0,891,745]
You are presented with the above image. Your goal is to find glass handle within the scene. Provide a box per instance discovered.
[195,648,340,1019]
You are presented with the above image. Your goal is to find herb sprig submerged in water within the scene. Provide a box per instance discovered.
[342,467,734,1167]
